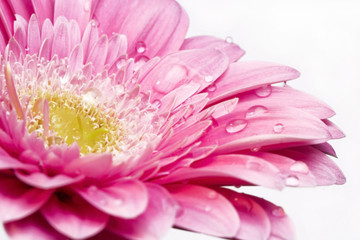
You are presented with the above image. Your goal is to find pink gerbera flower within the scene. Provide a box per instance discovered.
[0,0,345,239]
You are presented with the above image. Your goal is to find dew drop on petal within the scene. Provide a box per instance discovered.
[273,123,284,133]
[114,199,123,206]
[225,36,233,44]
[250,147,261,152]
[87,185,97,195]
[255,85,272,98]
[207,191,218,199]
[206,84,217,92]
[285,175,300,187]
[135,41,147,54]
[225,119,247,133]
[272,207,286,217]
[204,75,214,83]
[204,205,212,212]
[246,105,268,118]
[246,159,262,170]
[290,161,309,174]
[152,99,162,108]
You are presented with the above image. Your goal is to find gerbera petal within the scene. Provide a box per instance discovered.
[166,184,240,238]
[107,183,178,240]
[15,171,84,189]
[181,35,245,62]
[54,0,91,33]
[0,175,52,222]
[206,61,300,105]
[76,179,148,219]
[93,0,189,58]
[217,188,272,240]
[31,0,54,25]
[105,33,127,67]
[41,193,109,239]
[323,119,345,139]
[157,154,284,189]
[250,196,296,240]
[0,0,16,37]
[0,147,38,171]
[27,14,41,55]
[7,0,34,21]
[51,17,70,58]
[86,34,108,72]
[5,213,68,240]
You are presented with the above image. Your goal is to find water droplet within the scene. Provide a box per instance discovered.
[88,185,97,195]
[152,99,162,108]
[246,105,268,118]
[250,147,261,152]
[207,191,218,199]
[273,123,284,133]
[285,175,300,187]
[204,75,214,83]
[114,199,123,206]
[255,85,272,98]
[206,84,216,92]
[246,159,262,170]
[90,19,98,27]
[99,199,107,205]
[272,207,286,217]
[290,161,309,174]
[225,119,247,133]
[135,41,147,54]
[225,36,233,44]
[84,0,91,12]
[204,205,212,212]
[233,197,252,211]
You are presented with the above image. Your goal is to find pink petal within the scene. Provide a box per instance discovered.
[5,213,68,240]
[86,34,108,72]
[205,61,300,105]
[107,183,178,240]
[41,192,108,239]
[51,17,70,58]
[0,147,38,171]
[157,154,283,189]
[141,48,229,101]
[76,179,148,219]
[69,19,81,50]
[202,107,331,154]
[13,15,28,49]
[27,14,41,55]
[0,175,52,222]
[323,119,345,139]
[0,0,16,37]
[105,33,127,66]
[181,35,245,62]
[31,0,54,25]
[166,184,240,238]
[15,171,84,189]
[54,0,91,33]
[94,0,189,58]
[81,19,99,61]
[7,0,34,20]
[250,196,296,240]
[217,188,271,240]
[312,142,337,157]
[69,43,84,72]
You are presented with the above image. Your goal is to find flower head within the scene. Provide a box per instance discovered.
[0,0,345,239]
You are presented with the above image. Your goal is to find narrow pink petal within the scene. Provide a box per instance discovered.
[15,171,84,189]
[69,44,84,72]
[27,14,41,55]
[41,193,108,239]
[275,146,346,185]
[76,179,148,219]
[157,154,283,189]
[51,17,70,58]
[105,33,127,66]
[141,48,229,101]
[94,0,189,57]
[86,34,108,72]
[40,18,54,42]
[0,0,15,37]
[233,86,335,120]
[312,142,337,157]
[13,14,28,49]
[31,0,54,25]
[211,98,239,119]
[54,0,91,33]
[81,19,99,61]
[0,175,52,222]
[217,188,271,240]
[5,213,68,240]
[250,196,296,240]
[69,19,81,50]
[107,183,178,240]
[7,0,34,20]
[206,61,300,105]
[166,184,239,238]
[38,38,51,59]
[64,153,112,179]
[323,119,345,139]
[181,35,245,62]
[202,107,331,154]
[0,147,38,171]
[5,38,23,61]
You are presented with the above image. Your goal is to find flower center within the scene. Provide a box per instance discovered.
[27,90,124,155]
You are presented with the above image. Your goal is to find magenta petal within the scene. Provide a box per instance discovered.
[108,183,178,240]
[166,184,239,238]
[0,175,52,222]
[5,213,68,240]
[51,17,69,58]
[76,179,148,219]
[0,147,38,171]
[7,0,34,21]
[15,171,84,189]
[31,0,54,25]
[27,14,41,55]
[181,35,245,62]
[217,188,271,240]
[94,0,188,58]
[41,193,108,239]
[250,196,296,240]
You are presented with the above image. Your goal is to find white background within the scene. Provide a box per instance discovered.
[1,0,360,239]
